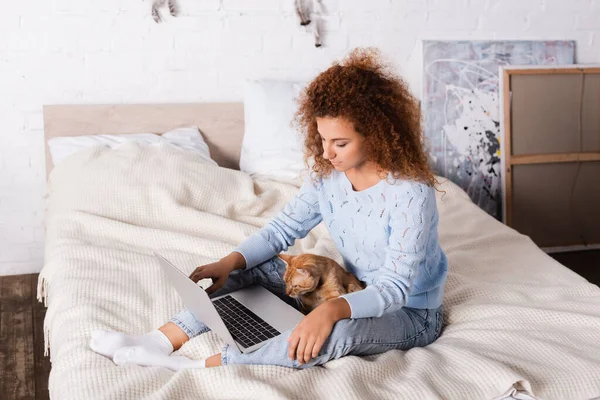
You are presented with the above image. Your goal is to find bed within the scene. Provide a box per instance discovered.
[38,103,600,400]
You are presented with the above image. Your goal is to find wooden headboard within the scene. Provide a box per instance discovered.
[43,103,245,178]
[501,65,600,249]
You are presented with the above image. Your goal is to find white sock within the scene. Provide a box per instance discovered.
[90,329,174,359]
[113,346,206,371]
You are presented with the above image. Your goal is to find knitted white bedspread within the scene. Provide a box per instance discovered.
[38,143,600,400]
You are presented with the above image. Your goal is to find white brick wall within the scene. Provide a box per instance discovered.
[1,0,599,276]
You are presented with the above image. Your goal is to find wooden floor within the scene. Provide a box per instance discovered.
[0,252,598,400]
[0,274,50,400]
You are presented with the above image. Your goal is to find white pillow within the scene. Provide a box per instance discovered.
[47,126,217,167]
[240,80,306,185]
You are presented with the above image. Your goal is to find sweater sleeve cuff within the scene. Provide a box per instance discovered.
[340,286,386,319]
[232,232,278,269]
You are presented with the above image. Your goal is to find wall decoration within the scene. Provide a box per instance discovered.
[294,0,325,47]
[422,40,575,220]
[152,0,179,23]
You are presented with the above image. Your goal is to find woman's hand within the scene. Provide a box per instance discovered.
[287,298,351,364]
[189,252,246,295]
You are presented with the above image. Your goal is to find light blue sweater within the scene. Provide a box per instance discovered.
[234,170,448,319]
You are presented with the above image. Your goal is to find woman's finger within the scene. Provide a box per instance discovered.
[304,338,316,364]
[312,337,326,358]
[288,333,300,360]
[205,277,224,295]
[189,266,204,282]
[296,336,307,364]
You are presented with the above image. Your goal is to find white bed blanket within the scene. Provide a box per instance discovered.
[38,143,600,400]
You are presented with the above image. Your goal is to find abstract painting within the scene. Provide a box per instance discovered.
[422,40,575,220]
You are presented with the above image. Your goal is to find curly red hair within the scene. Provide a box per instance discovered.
[294,48,435,187]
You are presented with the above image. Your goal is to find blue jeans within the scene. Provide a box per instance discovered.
[170,257,444,369]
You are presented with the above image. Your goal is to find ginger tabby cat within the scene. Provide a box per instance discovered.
[279,253,365,314]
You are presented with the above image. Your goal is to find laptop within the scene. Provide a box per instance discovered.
[154,252,305,354]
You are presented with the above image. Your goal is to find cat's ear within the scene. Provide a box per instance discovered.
[278,253,295,266]
[295,268,310,276]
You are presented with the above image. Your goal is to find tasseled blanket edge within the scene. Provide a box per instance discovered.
[36,273,51,357]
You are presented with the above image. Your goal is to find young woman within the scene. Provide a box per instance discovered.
[90,48,448,371]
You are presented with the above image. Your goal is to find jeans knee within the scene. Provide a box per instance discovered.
[328,318,356,344]
[308,320,353,362]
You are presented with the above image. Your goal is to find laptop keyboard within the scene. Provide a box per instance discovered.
[212,295,281,348]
